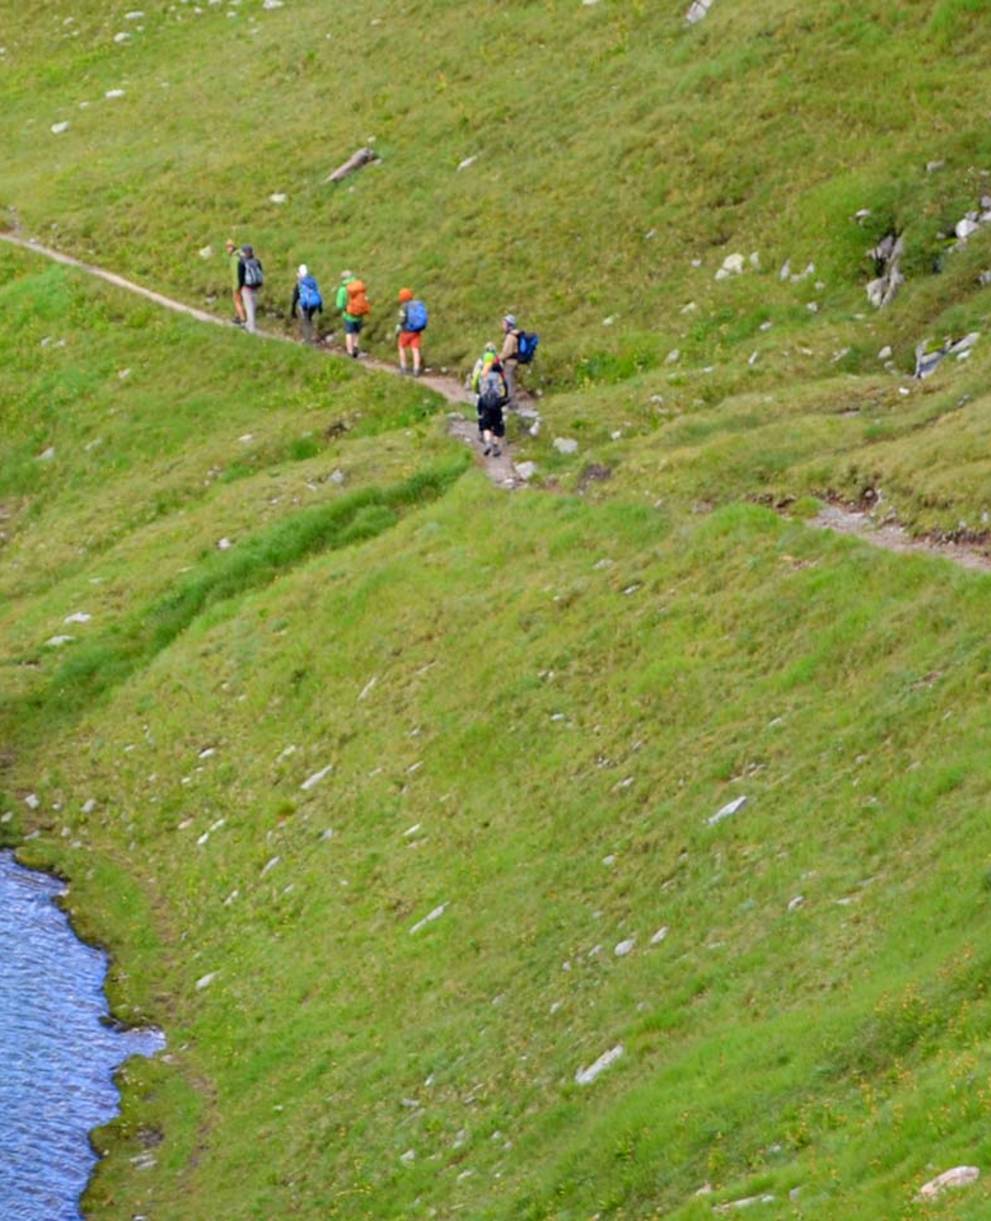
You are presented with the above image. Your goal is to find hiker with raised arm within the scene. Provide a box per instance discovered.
[291,264,323,343]
[336,270,370,358]
[471,342,509,457]
[238,244,264,334]
[395,288,427,376]
[226,239,246,327]
[499,313,539,404]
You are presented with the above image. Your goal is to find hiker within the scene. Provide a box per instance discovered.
[470,342,509,457]
[226,239,246,326]
[291,264,323,343]
[238,244,264,334]
[395,288,428,376]
[335,270,370,357]
[499,314,538,403]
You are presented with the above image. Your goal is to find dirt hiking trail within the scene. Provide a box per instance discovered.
[4,229,991,567]
[0,230,533,489]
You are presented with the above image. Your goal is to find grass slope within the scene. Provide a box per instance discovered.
[4,1,991,1218]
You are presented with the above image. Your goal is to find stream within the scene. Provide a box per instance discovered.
[0,850,164,1219]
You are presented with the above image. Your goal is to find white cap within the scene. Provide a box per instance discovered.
[298,264,308,277]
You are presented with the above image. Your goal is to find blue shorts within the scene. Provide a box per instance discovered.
[344,319,363,335]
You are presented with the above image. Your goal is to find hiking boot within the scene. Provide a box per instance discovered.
[492,445,502,457]
[483,445,492,457]
[413,368,422,378]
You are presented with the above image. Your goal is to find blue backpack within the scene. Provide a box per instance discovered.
[299,275,322,310]
[517,331,539,364]
[405,299,428,332]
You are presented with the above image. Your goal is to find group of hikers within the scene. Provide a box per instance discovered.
[224,240,539,457]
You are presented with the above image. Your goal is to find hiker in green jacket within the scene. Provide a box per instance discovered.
[335,271,370,358]
[225,239,246,327]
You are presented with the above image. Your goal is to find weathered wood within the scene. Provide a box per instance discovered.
[325,147,379,184]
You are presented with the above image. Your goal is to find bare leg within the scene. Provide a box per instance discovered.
[398,340,407,372]
[233,288,246,323]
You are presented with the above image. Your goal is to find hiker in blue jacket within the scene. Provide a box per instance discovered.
[291,265,323,343]
[395,288,428,376]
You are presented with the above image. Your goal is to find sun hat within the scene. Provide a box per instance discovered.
[225,238,236,250]
[398,287,414,302]
[484,341,498,354]
[503,314,517,328]
[341,269,354,281]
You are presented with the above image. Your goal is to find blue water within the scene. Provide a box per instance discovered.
[0,850,164,1220]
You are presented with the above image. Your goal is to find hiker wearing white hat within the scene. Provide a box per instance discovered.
[291,264,323,343]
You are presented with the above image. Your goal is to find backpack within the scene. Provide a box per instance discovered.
[478,369,507,411]
[299,275,322,311]
[405,299,428,332]
[346,279,370,316]
[516,331,539,364]
[243,257,264,288]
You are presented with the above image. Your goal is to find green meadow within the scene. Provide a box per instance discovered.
[4,0,991,1216]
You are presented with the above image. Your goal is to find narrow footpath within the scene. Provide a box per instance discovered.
[4,230,991,570]
[0,230,533,489]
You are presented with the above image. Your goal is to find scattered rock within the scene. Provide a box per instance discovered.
[82,798,97,814]
[457,154,478,171]
[37,446,56,462]
[748,351,759,367]
[714,1194,775,1213]
[926,160,945,173]
[329,468,346,485]
[707,795,748,826]
[681,301,698,314]
[715,252,745,280]
[216,537,232,550]
[198,747,217,759]
[125,9,145,17]
[602,315,616,326]
[602,854,616,866]
[553,437,579,455]
[319,828,335,842]
[574,1044,624,1085]
[866,232,905,309]
[326,146,378,183]
[358,675,378,701]
[300,764,333,791]
[686,0,715,24]
[877,345,892,360]
[956,216,981,242]
[195,971,217,991]
[269,192,287,205]
[113,31,132,43]
[787,895,805,913]
[262,0,283,8]
[650,926,669,945]
[917,1167,980,1201]
[666,348,681,364]
[914,332,980,379]
[514,461,538,481]
[410,903,447,935]
[614,938,635,957]
[24,794,40,810]
[45,635,75,647]
[0,812,12,824]
[51,121,70,135]
[198,245,213,259]
[105,88,126,99]
[63,611,91,624]
[260,855,280,877]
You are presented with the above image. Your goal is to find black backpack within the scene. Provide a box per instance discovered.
[243,257,264,288]
[478,369,507,410]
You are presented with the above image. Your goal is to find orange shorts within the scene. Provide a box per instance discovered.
[398,330,422,350]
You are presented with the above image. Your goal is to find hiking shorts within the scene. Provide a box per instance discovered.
[344,318,363,335]
[477,402,506,438]
[398,330,422,350]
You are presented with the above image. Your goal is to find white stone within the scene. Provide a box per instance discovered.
[24,794,40,810]
[787,895,805,912]
[195,971,217,990]
[0,812,12,824]
[198,244,213,259]
[216,537,232,550]
[105,88,126,98]
[917,1167,980,1200]
[707,795,747,826]
[64,611,92,624]
[358,675,378,701]
[45,635,75,647]
[300,764,333,791]
[261,0,283,7]
[650,926,669,945]
[457,155,478,171]
[51,121,70,134]
[714,1194,775,1212]
[260,855,280,877]
[956,217,981,241]
[759,320,773,332]
[125,10,145,17]
[38,446,57,462]
[113,31,132,43]
[553,437,579,455]
[614,938,635,957]
[878,345,892,360]
[410,903,447,934]
[198,747,216,759]
[665,349,681,364]
[514,461,537,481]
[269,192,287,204]
[82,799,97,814]
[602,315,616,326]
[779,260,791,281]
[574,1044,624,1085]
[681,301,698,314]
[602,854,616,866]
[748,351,759,367]
[686,0,714,24]
[718,252,746,278]
[404,823,422,837]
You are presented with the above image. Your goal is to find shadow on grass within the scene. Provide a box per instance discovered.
[7,455,469,737]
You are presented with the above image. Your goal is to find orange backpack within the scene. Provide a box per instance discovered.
[347,279,370,316]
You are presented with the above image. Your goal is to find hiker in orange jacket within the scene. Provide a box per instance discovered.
[335,271,370,358]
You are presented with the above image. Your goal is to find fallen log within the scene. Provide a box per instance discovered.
[325,147,380,184]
